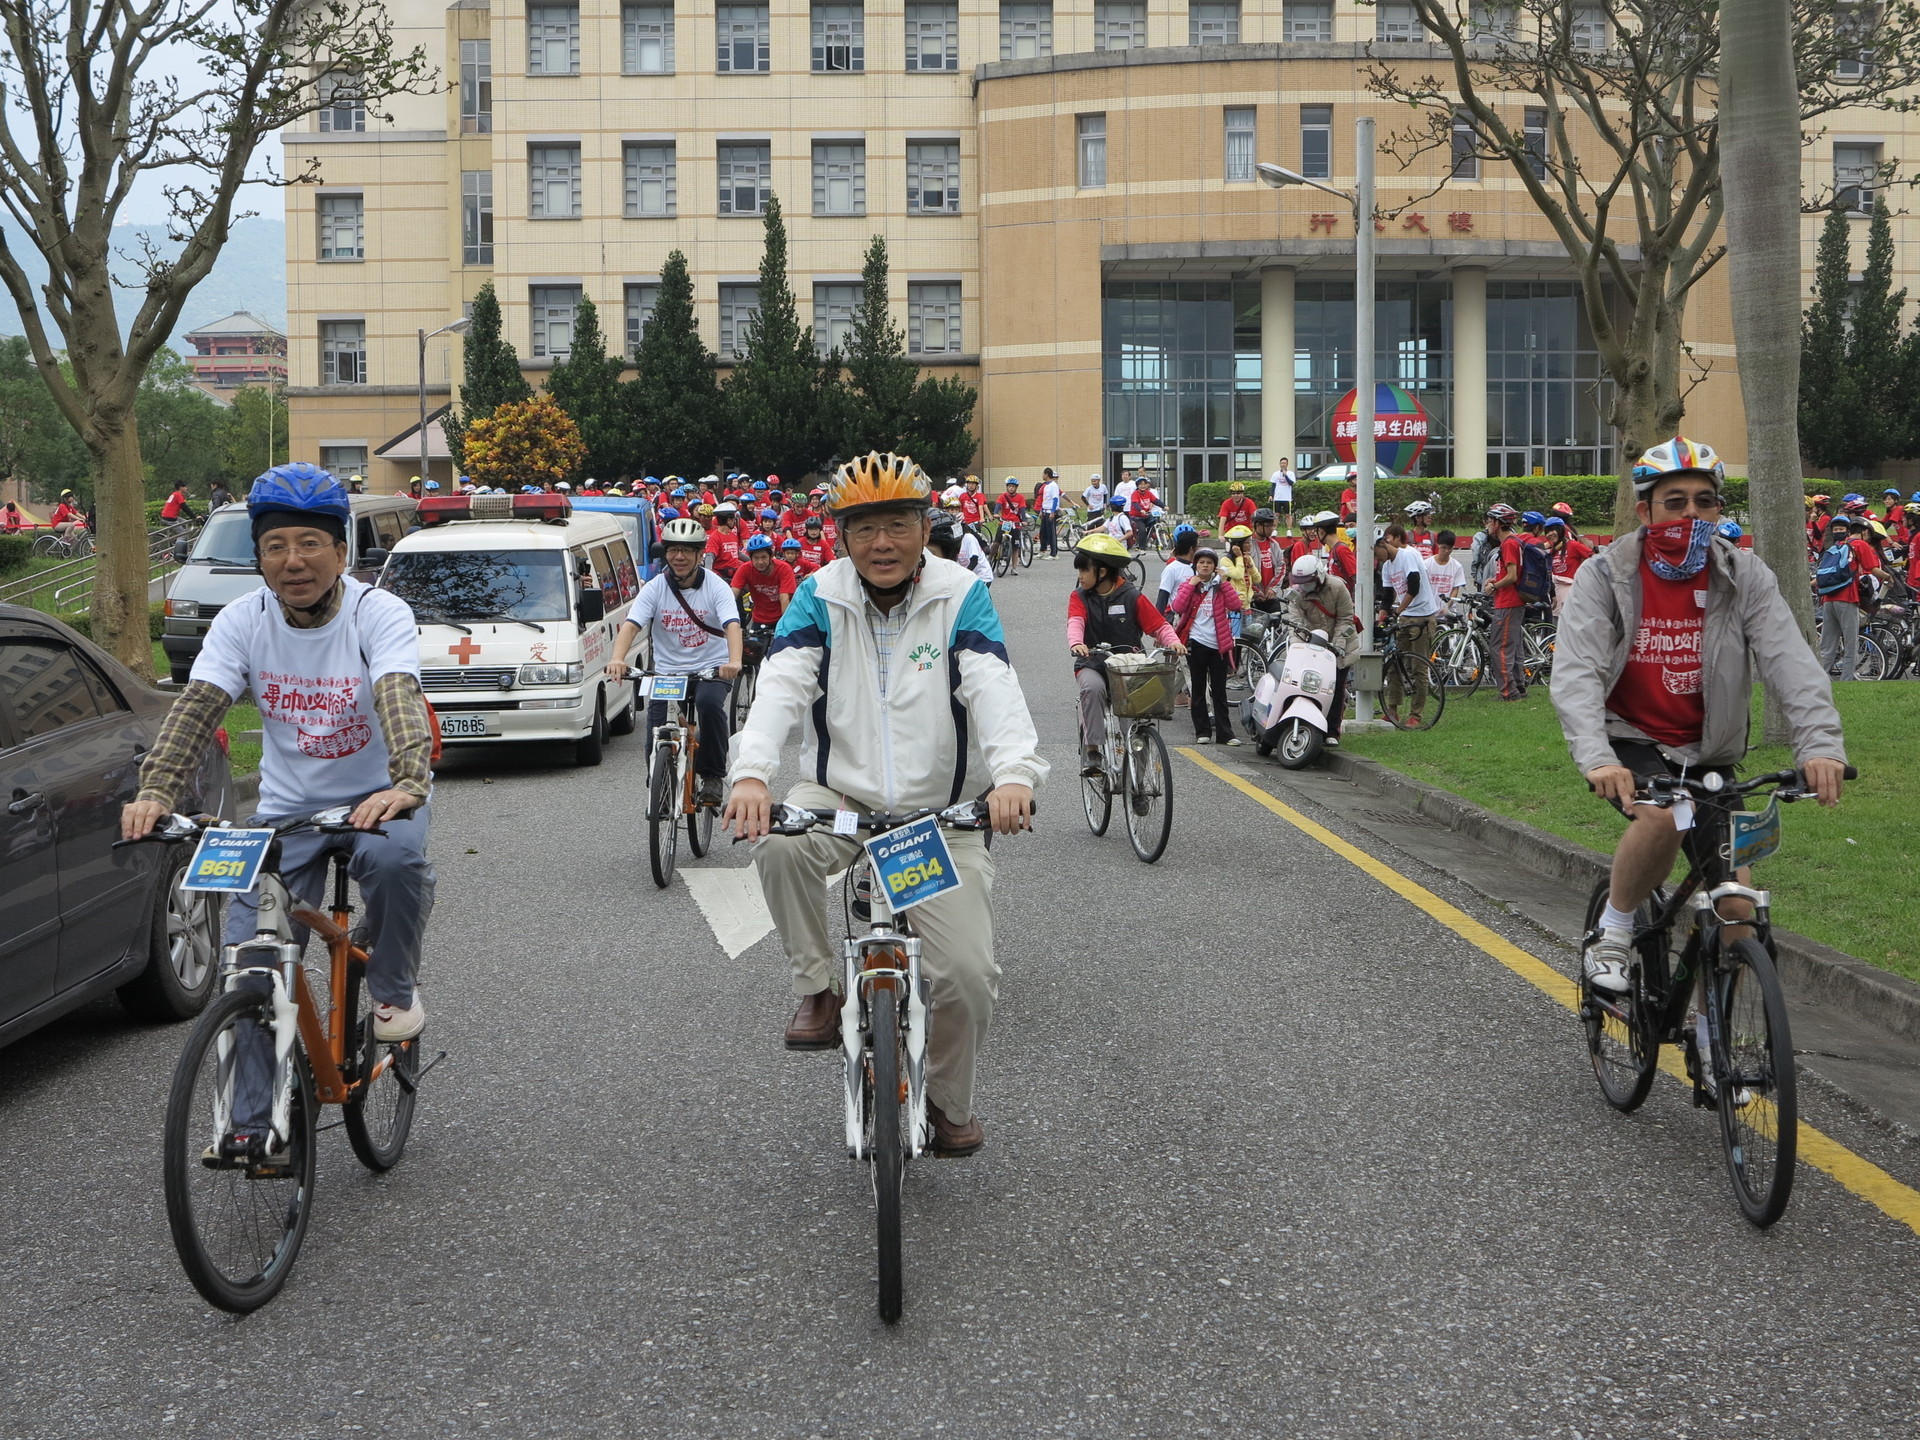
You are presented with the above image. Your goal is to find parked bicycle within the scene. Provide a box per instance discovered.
[640,669,722,888]
[749,799,1003,1324]
[1578,765,1854,1227]
[119,808,443,1312]
[1377,621,1447,731]
[1080,646,1176,863]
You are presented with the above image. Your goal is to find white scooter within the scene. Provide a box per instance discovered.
[1239,618,1341,768]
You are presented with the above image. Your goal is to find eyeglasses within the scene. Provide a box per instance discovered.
[259,538,337,560]
[1653,492,1724,513]
[844,516,924,544]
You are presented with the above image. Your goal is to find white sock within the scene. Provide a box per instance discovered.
[1599,902,1637,932]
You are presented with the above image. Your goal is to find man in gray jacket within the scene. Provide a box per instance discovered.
[1551,437,1849,995]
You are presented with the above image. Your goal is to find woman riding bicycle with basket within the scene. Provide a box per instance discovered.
[1067,533,1185,775]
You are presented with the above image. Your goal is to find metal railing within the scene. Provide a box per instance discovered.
[0,526,183,616]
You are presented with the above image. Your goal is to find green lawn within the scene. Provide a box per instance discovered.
[148,641,262,779]
[1343,684,1918,982]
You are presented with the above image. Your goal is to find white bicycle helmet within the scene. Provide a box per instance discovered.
[1404,499,1434,518]
[661,517,706,546]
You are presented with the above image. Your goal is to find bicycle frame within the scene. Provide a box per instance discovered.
[648,693,702,819]
[841,911,931,1163]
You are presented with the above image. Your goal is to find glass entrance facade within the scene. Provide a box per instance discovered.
[1292,277,1454,477]
[1487,280,1614,476]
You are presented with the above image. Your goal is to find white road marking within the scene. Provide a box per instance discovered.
[681,867,775,959]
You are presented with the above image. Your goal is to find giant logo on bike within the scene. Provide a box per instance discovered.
[1330,383,1429,475]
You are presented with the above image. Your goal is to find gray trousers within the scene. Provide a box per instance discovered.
[1819,599,1862,680]
[1076,666,1110,748]
[755,782,999,1122]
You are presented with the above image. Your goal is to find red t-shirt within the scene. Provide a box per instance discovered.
[1820,537,1881,605]
[1408,529,1435,559]
[704,529,744,580]
[1251,536,1292,593]
[734,558,798,623]
[796,537,830,571]
[1127,488,1159,518]
[1493,535,1527,608]
[1218,497,1258,531]
[997,494,1026,523]
[1328,542,1356,588]
[1606,558,1705,748]
[161,490,190,519]
[1338,487,1357,518]
[958,492,985,524]
[1551,539,1593,577]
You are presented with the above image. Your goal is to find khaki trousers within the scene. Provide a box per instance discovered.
[754,782,1000,1122]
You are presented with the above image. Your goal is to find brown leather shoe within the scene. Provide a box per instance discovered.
[928,1104,985,1157]
[783,989,841,1050]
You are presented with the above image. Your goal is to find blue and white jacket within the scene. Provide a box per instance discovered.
[728,554,1049,812]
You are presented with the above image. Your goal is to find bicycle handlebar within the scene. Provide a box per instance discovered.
[1637,765,1857,807]
[112,802,409,850]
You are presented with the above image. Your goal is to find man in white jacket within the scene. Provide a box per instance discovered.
[725,452,1048,1156]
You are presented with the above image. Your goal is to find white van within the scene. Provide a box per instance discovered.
[377,493,641,765]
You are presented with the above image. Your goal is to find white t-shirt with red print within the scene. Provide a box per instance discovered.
[193,579,420,818]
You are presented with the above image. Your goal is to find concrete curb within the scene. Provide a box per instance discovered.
[1319,747,1920,1043]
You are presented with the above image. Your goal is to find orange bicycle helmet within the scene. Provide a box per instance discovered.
[823,451,933,520]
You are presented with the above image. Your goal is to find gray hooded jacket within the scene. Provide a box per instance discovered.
[1550,529,1846,775]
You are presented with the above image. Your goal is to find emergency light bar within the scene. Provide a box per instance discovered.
[418,494,573,525]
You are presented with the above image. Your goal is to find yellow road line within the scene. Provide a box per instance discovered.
[1177,745,1920,1237]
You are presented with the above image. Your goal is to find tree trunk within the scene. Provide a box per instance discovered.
[1720,0,1812,745]
[88,415,152,673]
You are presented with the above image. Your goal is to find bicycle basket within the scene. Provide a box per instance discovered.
[1241,609,1271,647]
[1728,797,1782,870]
[1105,654,1180,719]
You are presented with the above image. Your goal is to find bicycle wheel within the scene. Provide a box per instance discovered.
[648,746,680,888]
[1432,628,1483,697]
[1019,527,1035,568]
[1855,634,1887,682]
[1382,651,1446,730]
[687,786,715,857]
[1082,765,1113,836]
[1122,725,1173,864]
[1714,938,1797,1227]
[991,535,1013,577]
[162,986,318,1313]
[1128,554,1148,589]
[869,984,906,1324]
[1579,881,1659,1113]
[343,1010,419,1173]
[730,665,757,732]
[30,533,59,556]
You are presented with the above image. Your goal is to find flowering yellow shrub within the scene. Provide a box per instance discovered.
[461,394,586,488]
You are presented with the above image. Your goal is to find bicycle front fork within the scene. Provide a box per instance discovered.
[841,935,930,1161]
[219,944,303,1148]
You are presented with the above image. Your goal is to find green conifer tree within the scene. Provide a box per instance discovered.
[837,236,919,455]
[448,282,532,467]
[545,296,627,482]
[628,251,720,477]
[725,197,835,480]
[1849,196,1908,471]
[1800,205,1861,476]
[901,375,978,477]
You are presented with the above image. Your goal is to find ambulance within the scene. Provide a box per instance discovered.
[377,491,641,765]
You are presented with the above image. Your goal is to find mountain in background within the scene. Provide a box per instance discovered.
[0,218,285,354]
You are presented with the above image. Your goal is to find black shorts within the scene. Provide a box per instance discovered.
[1607,739,1742,867]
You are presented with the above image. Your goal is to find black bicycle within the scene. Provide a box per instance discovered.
[731,621,776,732]
[1579,765,1853,1227]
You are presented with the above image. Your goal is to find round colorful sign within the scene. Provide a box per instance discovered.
[1330,383,1430,474]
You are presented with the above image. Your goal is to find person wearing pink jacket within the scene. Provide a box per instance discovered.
[1166,550,1245,745]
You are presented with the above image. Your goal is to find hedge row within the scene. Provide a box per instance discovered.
[1180,477,1840,529]
[0,535,33,574]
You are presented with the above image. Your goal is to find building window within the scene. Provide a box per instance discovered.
[319,445,368,475]
[317,73,364,133]
[812,4,864,71]
[1468,3,1516,40]
[908,282,961,354]
[625,284,660,356]
[625,143,677,216]
[1300,104,1331,180]
[1835,2,1876,79]
[1569,5,1609,50]
[717,5,771,71]
[1077,114,1106,189]
[1283,2,1331,42]
[1000,2,1052,60]
[1523,107,1548,179]
[460,42,492,132]
[529,144,582,218]
[623,5,675,72]
[719,283,759,357]
[527,6,581,74]
[1835,142,1882,212]
[813,283,860,357]
[1376,3,1422,40]
[1223,107,1255,182]
[718,142,772,215]
[1190,2,1239,45]
[320,321,365,385]
[906,141,960,214]
[462,172,494,264]
[1451,108,1478,179]
[530,286,582,359]
[317,194,364,261]
[813,142,866,216]
[905,3,959,69]
[1095,1,1146,49]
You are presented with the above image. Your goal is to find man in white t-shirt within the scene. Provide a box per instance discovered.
[121,465,438,1167]
[1081,474,1109,514]
[1378,523,1442,727]
[1269,460,1295,522]
[1424,529,1468,616]
[1112,471,1138,507]
[1038,468,1063,556]
[610,516,744,807]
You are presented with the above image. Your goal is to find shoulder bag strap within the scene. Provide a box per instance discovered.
[669,573,730,638]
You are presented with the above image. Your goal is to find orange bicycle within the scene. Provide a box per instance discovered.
[641,669,723,887]
[121,808,444,1312]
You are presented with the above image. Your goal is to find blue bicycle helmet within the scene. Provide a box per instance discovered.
[1173,523,1198,540]
[1521,510,1547,526]
[758,507,780,523]
[1716,520,1744,541]
[1910,491,1920,504]
[779,536,802,549]
[745,534,774,553]
[247,463,351,546]
[1108,497,1126,511]
[752,480,768,492]
[1842,492,1865,505]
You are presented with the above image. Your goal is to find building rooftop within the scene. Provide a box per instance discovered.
[183,310,285,339]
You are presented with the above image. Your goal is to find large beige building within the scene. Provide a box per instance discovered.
[284,1,1913,503]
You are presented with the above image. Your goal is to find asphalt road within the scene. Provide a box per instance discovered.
[6,553,1920,1438]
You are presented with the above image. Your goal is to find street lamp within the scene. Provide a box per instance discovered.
[419,317,471,490]
[1260,114,1380,724]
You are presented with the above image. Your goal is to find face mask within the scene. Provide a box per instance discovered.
[1644,518,1713,581]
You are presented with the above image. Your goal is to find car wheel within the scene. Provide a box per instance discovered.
[574,689,607,766]
[607,679,638,736]
[118,846,221,1022]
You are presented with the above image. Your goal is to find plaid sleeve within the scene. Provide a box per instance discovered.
[135,680,229,811]
[372,671,433,798]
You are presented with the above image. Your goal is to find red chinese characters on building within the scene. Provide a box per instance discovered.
[1447,211,1474,233]
[1402,213,1430,233]
[1331,415,1430,442]
[1309,213,1338,233]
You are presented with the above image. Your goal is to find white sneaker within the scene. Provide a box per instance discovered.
[1583,929,1633,995]
[1193,735,1213,745]
[373,997,426,1042]
[1222,737,1243,747]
